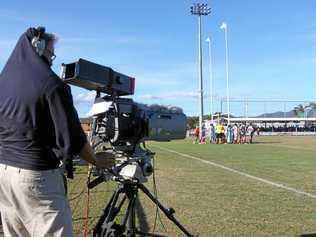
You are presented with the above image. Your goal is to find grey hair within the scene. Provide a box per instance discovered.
[42,32,58,44]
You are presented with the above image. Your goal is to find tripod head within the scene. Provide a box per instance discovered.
[88,143,155,189]
[112,144,154,183]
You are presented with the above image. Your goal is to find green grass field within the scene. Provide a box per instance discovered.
[68,136,316,237]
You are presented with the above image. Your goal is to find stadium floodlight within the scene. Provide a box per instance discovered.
[220,22,227,30]
[205,36,214,122]
[220,21,231,125]
[190,3,211,141]
[190,3,211,15]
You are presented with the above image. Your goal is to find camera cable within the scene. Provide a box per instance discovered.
[82,164,93,237]
[147,143,169,236]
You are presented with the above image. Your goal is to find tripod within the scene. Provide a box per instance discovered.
[93,181,195,237]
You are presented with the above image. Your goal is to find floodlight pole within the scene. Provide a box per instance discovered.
[191,3,211,141]
[198,15,204,136]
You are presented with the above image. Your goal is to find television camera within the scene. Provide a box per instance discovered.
[61,59,196,237]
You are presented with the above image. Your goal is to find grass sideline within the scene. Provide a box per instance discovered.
[69,136,316,236]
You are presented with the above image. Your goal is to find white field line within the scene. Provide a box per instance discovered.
[154,146,316,199]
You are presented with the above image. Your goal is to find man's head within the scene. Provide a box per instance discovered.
[42,36,57,66]
[31,27,57,66]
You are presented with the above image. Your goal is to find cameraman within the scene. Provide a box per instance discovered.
[0,27,114,237]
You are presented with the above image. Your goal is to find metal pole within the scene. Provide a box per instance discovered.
[245,97,249,118]
[244,98,246,118]
[206,38,213,122]
[224,26,230,124]
[191,3,210,140]
[198,15,204,141]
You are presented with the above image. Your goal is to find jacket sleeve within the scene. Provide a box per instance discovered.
[46,83,87,157]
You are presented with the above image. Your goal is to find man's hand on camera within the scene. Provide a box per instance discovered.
[94,151,115,169]
[79,142,115,169]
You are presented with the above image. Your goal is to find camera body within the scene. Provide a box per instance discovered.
[88,96,187,145]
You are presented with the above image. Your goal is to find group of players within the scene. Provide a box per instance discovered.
[193,121,259,144]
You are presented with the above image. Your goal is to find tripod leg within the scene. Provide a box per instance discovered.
[93,188,117,236]
[93,186,125,237]
[118,185,138,237]
[93,184,142,237]
[125,196,137,237]
[138,183,195,237]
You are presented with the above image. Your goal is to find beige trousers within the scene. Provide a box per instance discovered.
[0,164,73,237]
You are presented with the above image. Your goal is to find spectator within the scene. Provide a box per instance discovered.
[226,124,233,144]
[240,123,246,144]
[193,126,200,144]
[233,124,239,144]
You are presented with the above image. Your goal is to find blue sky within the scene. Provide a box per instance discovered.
[1,0,316,117]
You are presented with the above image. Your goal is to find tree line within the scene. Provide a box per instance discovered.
[292,102,316,116]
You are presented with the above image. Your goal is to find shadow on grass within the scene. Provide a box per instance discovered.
[300,234,316,237]
[135,197,151,234]
[73,215,103,222]
[69,190,112,196]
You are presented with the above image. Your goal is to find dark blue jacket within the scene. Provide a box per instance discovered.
[0,28,87,170]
